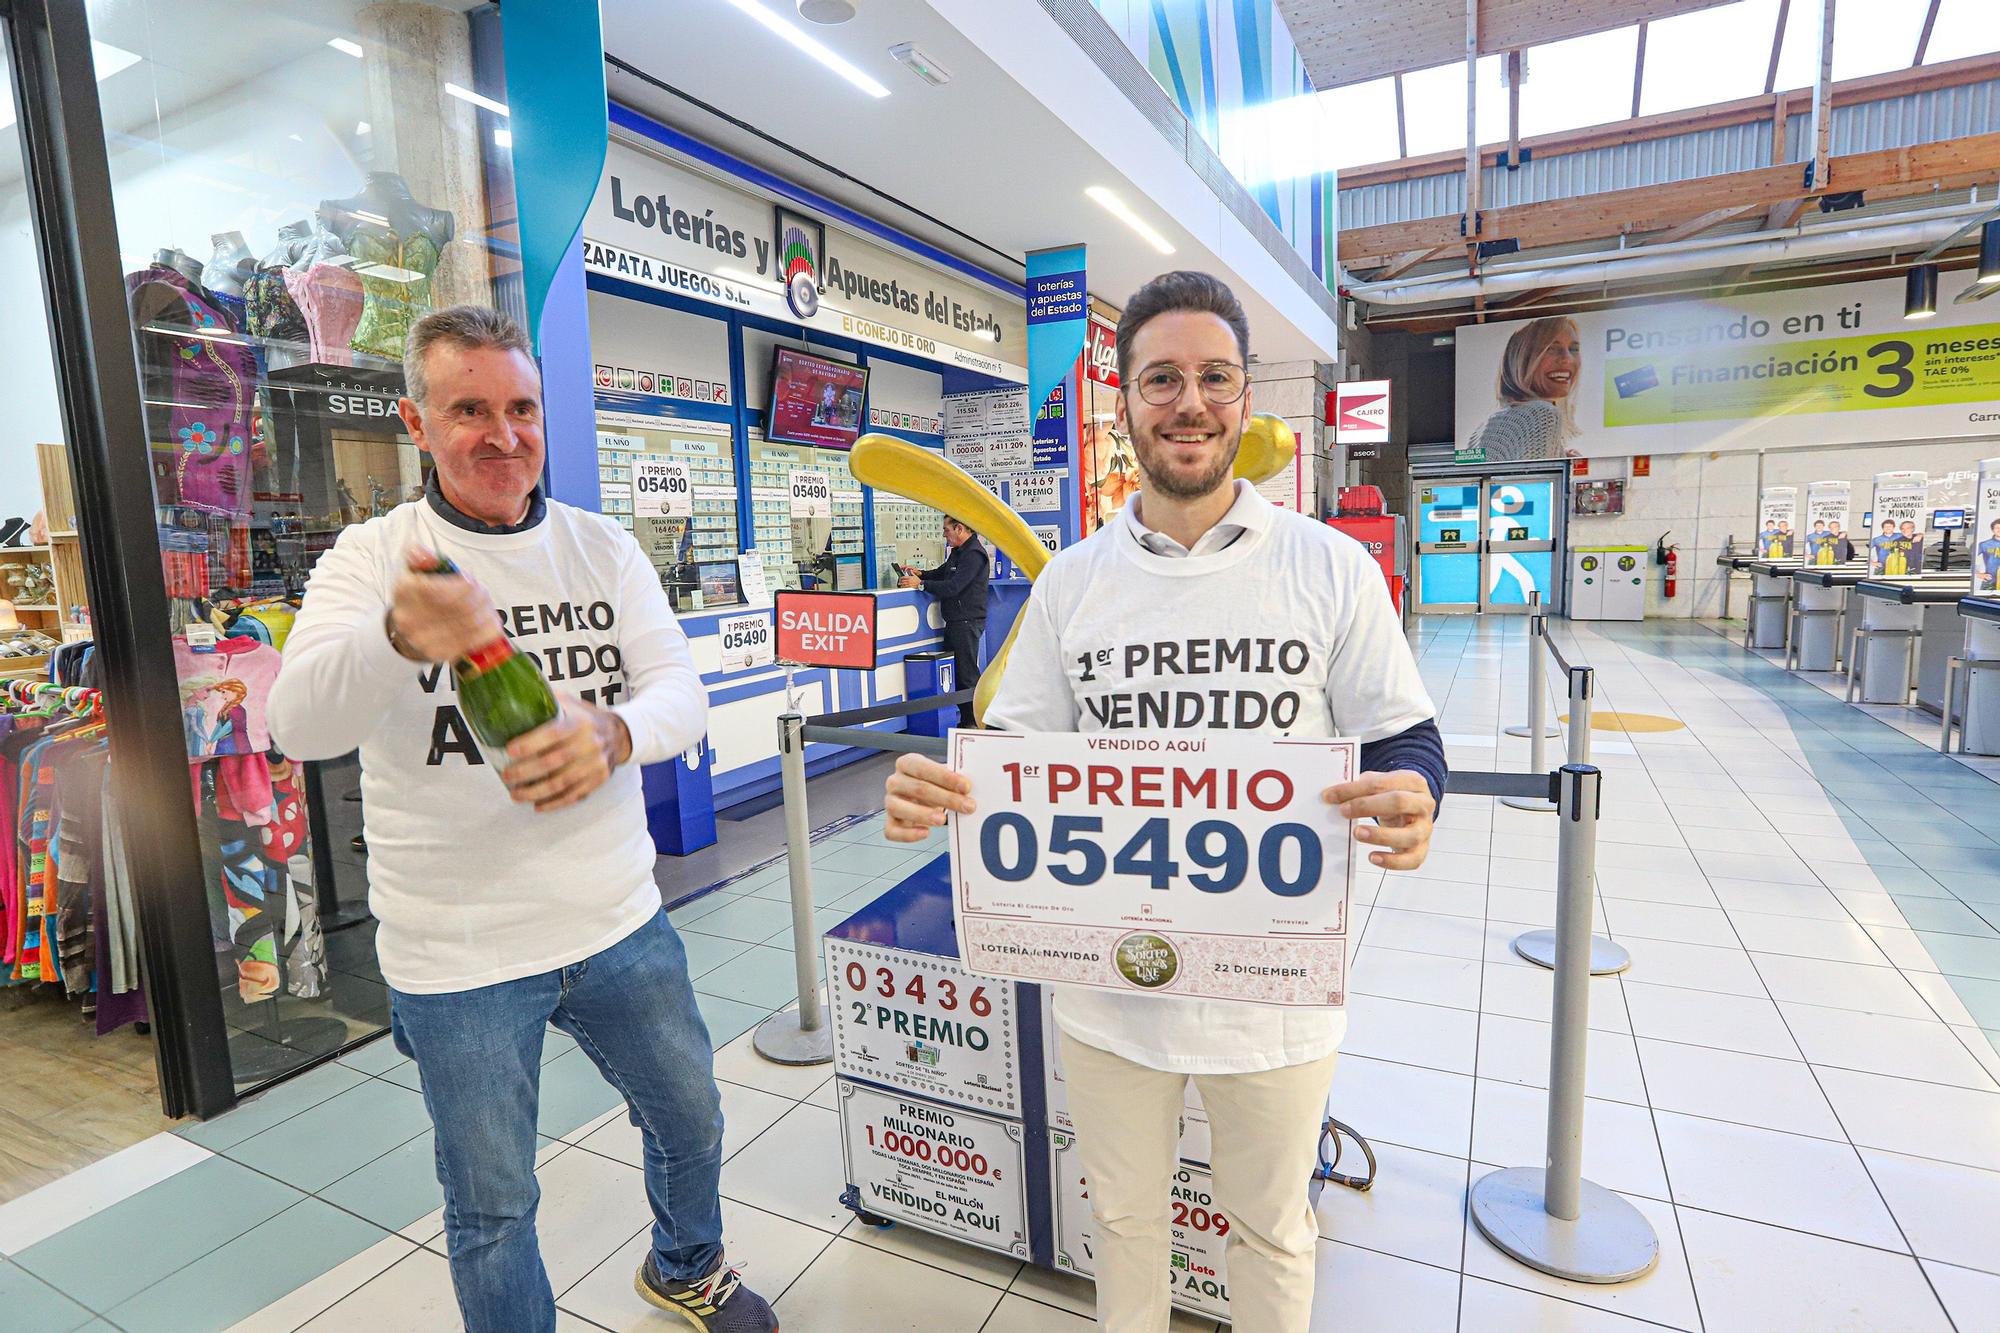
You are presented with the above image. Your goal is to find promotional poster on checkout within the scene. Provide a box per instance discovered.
[1455,270,2000,459]
[1977,460,2000,595]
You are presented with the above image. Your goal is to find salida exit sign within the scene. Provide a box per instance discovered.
[776,591,878,669]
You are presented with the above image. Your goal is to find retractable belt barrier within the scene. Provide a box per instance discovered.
[755,680,1658,1284]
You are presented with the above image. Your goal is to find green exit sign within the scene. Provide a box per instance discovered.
[1454,445,1486,464]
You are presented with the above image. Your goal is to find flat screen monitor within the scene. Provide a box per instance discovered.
[766,347,868,449]
[696,559,742,607]
[1934,508,1968,530]
[833,552,865,591]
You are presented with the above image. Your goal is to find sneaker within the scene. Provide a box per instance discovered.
[634,1254,778,1332]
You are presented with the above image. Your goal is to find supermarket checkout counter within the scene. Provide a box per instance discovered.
[1946,596,2000,754]
[1848,575,1969,710]
[1743,558,1807,650]
[1785,562,1872,671]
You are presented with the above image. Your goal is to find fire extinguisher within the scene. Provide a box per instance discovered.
[1657,532,1680,599]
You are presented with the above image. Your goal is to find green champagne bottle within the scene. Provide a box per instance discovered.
[425,556,559,754]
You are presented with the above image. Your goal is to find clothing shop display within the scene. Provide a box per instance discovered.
[174,631,324,1002]
[284,262,366,367]
[318,173,453,363]
[128,265,256,517]
[0,682,143,1034]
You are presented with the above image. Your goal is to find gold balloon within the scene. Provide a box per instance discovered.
[852,413,1296,725]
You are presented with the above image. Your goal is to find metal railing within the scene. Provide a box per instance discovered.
[752,683,1658,1284]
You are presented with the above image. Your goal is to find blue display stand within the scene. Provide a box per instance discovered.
[903,651,957,738]
[642,738,717,855]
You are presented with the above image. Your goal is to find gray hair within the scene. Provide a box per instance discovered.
[403,305,534,408]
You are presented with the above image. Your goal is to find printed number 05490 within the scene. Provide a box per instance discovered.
[977,813,1322,897]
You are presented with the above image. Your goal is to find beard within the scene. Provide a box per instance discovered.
[1131,417,1242,501]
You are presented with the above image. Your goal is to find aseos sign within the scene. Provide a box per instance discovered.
[775,591,878,669]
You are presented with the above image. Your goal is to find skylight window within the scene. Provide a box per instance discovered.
[1924,0,2000,65]
[1641,0,1783,117]
[1399,57,1508,156]
[1514,25,1640,138]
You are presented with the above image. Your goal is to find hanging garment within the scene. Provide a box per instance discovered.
[173,636,283,757]
[126,266,256,516]
[346,225,442,361]
[284,262,365,367]
[243,265,307,345]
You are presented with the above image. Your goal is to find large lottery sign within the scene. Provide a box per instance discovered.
[1052,1133,1234,1319]
[949,731,1357,1006]
[826,939,1021,1116]
[839,1082,1029,1257]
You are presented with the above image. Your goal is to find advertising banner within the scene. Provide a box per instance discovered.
[1757,487,1799,559]
[1052,1133,1232,1318]
[1804,481,1852,567]
[948,731,1357,1005]
[826,939,1021,1116]
[838,1082,1029,1258]
[775,590,876,667]
[1867,472,1930,576]
[1079,313,1137,536]
[1975,459,2000,595]
[1455,271,2000,458]
[586,141,1023,379]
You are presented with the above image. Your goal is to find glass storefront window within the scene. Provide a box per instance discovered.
[597,412,742,613]
[874,493,948,586]
[95,0,516,1089]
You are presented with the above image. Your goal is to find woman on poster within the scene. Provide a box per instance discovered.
[1467,316,1580,462]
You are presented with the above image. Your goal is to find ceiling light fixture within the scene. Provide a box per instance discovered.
[724,0,889,98]
[798,0,858,22]
[1904,263,1938,319]
[327,37,363,58]
[444,82,510,117]
[1086,186,1175,255]
[889,42,951,87]
[1957,220,2000,304]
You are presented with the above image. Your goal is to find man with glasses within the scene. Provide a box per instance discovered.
[881,271,1444,1330]
[899,515,990,727]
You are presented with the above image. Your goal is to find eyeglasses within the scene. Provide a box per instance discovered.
[1131,361,1249,407]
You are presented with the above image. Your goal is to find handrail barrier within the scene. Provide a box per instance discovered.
[754,682,1658,1283]
[1504,590,1561,740]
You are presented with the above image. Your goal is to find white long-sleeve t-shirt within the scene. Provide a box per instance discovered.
[268,494,707,994]
[983,482,1435,1074]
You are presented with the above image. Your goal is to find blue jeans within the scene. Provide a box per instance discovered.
[389,910,725,1333]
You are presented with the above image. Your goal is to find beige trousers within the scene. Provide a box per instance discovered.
[1061,1031,1338,1333]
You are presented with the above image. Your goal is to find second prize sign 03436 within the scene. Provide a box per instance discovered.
[948,731,1357,1005]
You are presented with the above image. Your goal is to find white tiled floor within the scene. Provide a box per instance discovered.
[73,614,2000,1330]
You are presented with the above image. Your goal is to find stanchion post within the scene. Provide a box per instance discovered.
[1512,666,1632,975]
[1506,593,1560,740]
[1470,764,1659,1283]
[753,712,833,1065]
[1502,613,1556,813]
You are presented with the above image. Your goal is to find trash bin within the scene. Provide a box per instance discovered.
[904,650,957,738]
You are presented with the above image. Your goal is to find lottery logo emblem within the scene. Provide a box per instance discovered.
[787,269,819,320]
[780,220,821,320]
[1114,933,1179,990]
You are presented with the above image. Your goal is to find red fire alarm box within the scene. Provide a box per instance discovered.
[775,591,878,669]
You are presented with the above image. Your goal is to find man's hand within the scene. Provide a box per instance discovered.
[884,752,974,843]
[1326,770,1435,870]
[500,695,632,812]
[387,546,501,663]
[898,574,922,590]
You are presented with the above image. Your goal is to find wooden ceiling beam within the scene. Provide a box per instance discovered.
[1647,203,1766,244]
[1369,243,1461,280]
[1336,51,2000,189]
[1337,131,2000,261]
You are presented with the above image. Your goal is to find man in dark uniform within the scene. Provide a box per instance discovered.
[900,515,990,727]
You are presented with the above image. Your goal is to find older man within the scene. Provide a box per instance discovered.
[268,306,774,1333]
